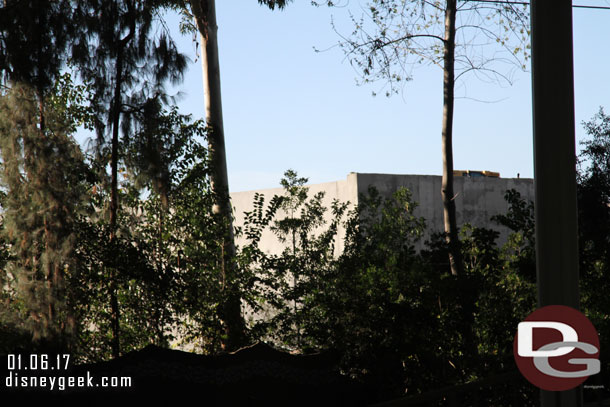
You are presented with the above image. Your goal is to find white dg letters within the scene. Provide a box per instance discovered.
[517,321,600,378]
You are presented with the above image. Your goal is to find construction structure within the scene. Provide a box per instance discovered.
[230,172,534,254]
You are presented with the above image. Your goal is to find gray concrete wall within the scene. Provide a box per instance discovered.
[230,173,534,255]
[354,173,535,246]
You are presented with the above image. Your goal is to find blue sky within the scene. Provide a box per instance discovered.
[162,1,610,192]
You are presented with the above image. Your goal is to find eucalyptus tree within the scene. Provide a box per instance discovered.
[181,0,244,350]
[319,0,529,275]
[165,0,292,350]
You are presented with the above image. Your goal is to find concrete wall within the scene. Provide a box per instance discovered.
[230,173,535,254]
[355,173,535,246]
[231,174,358,256]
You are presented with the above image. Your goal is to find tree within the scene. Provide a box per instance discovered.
[0,0,91,350]
[184,0,246,351]
[240,170,347,349]
[0,0,76,125]
[318,0,529,275]
[163,129,234,353]
[577,108,610,353]
[71,0,187,357]
[71,108,220,360]
[0,80,91,350]
[578,108,610,263]
[319,187,432,396]
[170,0,294,350]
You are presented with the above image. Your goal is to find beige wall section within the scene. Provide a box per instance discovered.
[230,173,535,255]
[230,174,359,256]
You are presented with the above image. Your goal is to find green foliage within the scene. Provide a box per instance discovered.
[0,1,219,359]
[70,0,189,358]
[0,63,228,359]
[239,172,540,400]
[0,0,94,352]
[71,0,189,191]
[47,73,96,134]
[258,0,293,10]
[240,170,347,349]
[0,82,91,350]
[327,0,530,95]
[70,217,152,361]
[159,131,227,354]
[462,223,535,370]
[69,111,227,360]
[491,189,536,282]
[578,108,610,356]
[123,103,195,209]
[0,0,76,92]
[310,187,436,396]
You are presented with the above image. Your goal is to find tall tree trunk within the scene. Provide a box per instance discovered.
[442,0,463,277]
[108,0,135,358]
[109,48,122,359]
[189,0,246,351]
[443,0,476,366]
